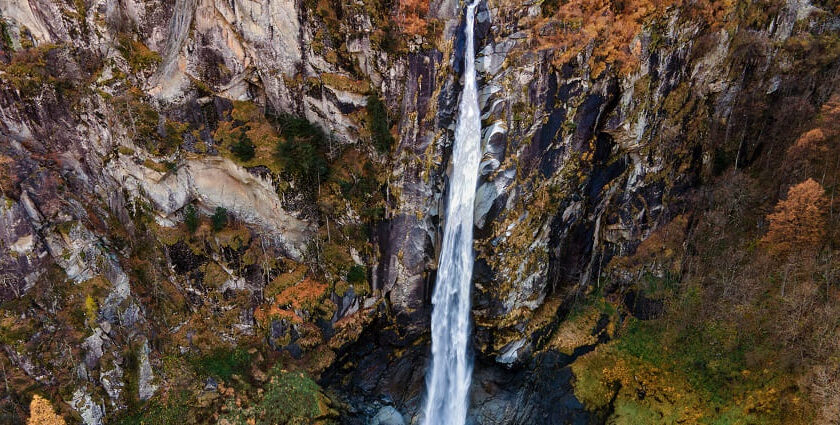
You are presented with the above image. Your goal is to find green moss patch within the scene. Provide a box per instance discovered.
[571,318,810,424]
[219,367,337,425]
[189,347,252,381]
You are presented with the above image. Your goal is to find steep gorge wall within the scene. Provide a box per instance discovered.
[380,0,840,359]
[0,0,838,423]
[350,0,840,421]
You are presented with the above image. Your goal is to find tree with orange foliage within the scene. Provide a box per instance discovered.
[27,395,66,425]
[817,95,840,138]
[762,178,828,255]
[396,0,429,36]
[784,128,829,180]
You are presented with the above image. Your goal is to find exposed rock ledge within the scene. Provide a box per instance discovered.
[106,155,311,258]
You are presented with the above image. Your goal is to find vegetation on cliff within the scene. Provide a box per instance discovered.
[564,95,840,424]
[1,0,839,423]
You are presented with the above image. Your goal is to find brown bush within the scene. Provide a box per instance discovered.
[818,95,840,137]
[395,0,429,36]
[784,128,829,180]
[762,178,828,255]
[27,395,65,425]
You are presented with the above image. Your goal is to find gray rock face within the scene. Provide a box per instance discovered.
[0,196,46,298]
[138,340,158,401]
[71,388,105,425]
[0,0,837,422]
[369,406,406,425]
[99,361,125,403]
[106,155,311,258]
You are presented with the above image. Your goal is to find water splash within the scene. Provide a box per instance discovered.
[421,2,482,425]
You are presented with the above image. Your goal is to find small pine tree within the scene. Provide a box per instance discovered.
[211,207,228,231]
[230,130,255,161]
[347,264,367,284]
[366,94,394,153]
[274,137,328,182]
[762,178,828,255]
[184,205,198,233]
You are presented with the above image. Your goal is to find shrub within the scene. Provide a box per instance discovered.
[84,295,97,328]
[275,138,328,182]
[113,88,162,153]
[189,347,251,381]
[219,368,336,425]
[116,33,161,73]
[346,265,367,284]
[257,371,331,425]
[536,0,734,75]
[113,393,191,425]
[2,44,66,96]
[230,130,256,161]
[395,0,429,36]
[184,205,198,233]
[211,207,228,232]
[271,113,329,183]
[276,277,328,310]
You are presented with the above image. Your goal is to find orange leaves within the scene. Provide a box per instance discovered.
[784,128,829,180]
[783,94,840,188]
[395,0,430,36]
[817,94,840,137]
[328,309,375,349]
[254,303,302,325]
[276,277,329,311]
[762,178,828,255]
[537,0,734,76]
[255,275,329,326]
[27,395,66,425]
[795,128,827,148]
[537,0,661,74]
[789,127,828,158]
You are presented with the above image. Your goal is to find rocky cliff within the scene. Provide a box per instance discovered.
[1,0,839,423]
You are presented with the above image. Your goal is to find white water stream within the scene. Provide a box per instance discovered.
[421,2,482,425]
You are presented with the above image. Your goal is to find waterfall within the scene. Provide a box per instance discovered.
[421,2,481,425]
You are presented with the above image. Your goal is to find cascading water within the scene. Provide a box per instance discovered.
[421,2,482,425]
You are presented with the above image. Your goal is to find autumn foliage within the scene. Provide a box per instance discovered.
[784,128,829,180]
[762,178,828,255]
[255,274,330,325]
[537,0,734,75]
[817,95,840,137]
[27,395,65,425]
[395,0,429,36]
[276,277,329,310]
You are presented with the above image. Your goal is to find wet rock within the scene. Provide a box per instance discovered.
[495,338,528,367]
[469,352,590,425]
[370,406,406,425]
[623,290,664,320]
